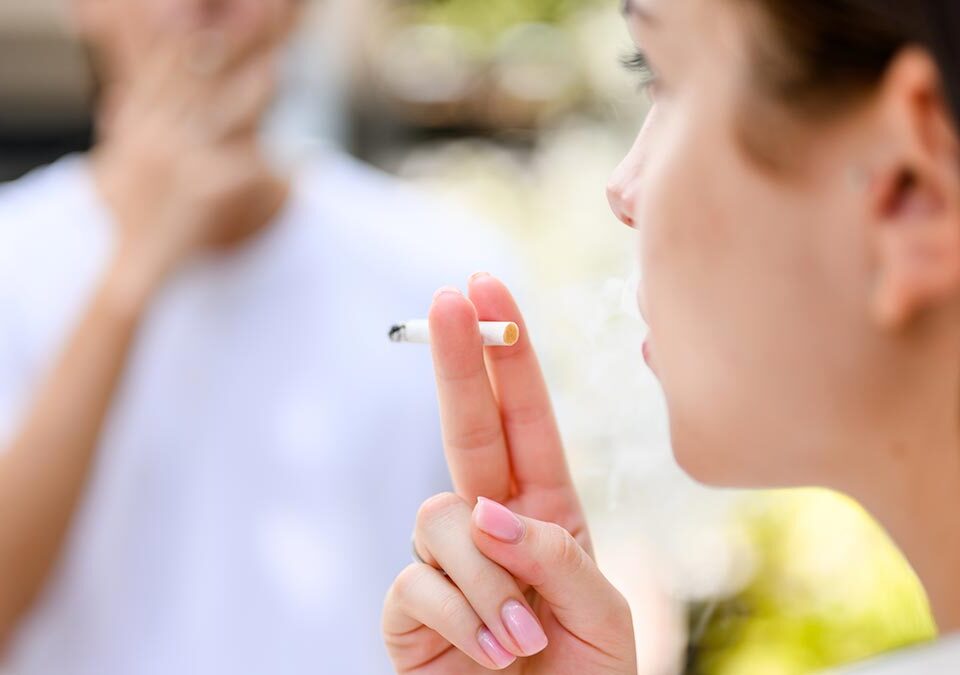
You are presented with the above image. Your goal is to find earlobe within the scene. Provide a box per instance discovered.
[870,167,960,328]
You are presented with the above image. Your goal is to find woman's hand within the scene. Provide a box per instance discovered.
[93,13,285,305]
[383,274,638,673]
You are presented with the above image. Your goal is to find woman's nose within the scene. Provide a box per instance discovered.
[607,129,647,229]
[607,171,636,228]
[608,107,657,229]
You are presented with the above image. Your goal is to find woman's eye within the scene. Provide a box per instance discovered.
[621,49,661,98]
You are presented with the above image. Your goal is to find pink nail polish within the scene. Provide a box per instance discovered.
[477,626,516,669]
[433,286,462,299]
[502,600,549,655]
[474,497,524,544]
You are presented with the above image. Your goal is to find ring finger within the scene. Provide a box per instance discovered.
[384,563,517,671]
[415,493,550,659]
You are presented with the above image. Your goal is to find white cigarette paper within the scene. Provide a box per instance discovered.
[389,320,520,347]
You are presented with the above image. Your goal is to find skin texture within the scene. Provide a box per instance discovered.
[385,0,960,669]
[0,0,298,648]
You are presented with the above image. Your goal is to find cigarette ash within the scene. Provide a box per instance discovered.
[388,324,405,342]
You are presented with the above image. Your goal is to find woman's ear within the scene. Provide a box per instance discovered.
[869,48,960,329]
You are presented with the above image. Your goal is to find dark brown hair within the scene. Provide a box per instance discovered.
[736,0,960,167]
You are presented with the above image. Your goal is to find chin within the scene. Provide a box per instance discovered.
[668,421,776,489]
[671,443,731,487]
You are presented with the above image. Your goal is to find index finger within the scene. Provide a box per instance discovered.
[429,288,513,503]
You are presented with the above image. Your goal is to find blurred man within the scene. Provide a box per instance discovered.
[0,0,507,672]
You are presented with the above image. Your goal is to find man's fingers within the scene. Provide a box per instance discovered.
[196,0,289,77]
[204,54,278,142]
[467,274,572,492]
[471,498,636,656]
[429,289,512,503]
[121,36,193,117]
[383,563,516,671]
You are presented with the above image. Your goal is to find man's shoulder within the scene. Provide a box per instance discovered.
[0,155,108,295]
[0,155,89,213]
[0,155,98,244]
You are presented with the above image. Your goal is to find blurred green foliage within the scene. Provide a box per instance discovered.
[411,0,607,40]
[693,490,936,675]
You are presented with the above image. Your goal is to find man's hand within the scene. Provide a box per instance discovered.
[93,13,286,305]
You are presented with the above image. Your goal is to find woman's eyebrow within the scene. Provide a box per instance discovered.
[621,0,658,24]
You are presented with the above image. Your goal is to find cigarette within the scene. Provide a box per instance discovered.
[389,320,520,347]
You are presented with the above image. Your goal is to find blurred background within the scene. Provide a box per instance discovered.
[0,0,937,673]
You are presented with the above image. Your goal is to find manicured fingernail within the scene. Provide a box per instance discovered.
[477,626,516,669]
[433,286,462,299]
[470,271,492,282]
[474,497,524,544]
[502,600,548,655]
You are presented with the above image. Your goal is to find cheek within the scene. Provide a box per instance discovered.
[636,105,735,339]
[637,107,881,488]
[634,103,834,487]
[640,141,778,484]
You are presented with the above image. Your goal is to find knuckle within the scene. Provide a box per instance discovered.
[499,403,550,431]
[416,492,463,530]
[466,561,510,596]
[444,424,503,454]
[548,523,586,574]
[525,557,549,587]
[606,589,634,629]
[389,563,431,608]
[437,588,473,627]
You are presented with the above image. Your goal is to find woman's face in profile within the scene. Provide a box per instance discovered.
[609,0,895,488]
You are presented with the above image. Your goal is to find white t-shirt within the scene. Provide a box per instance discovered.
[0,152,510,674]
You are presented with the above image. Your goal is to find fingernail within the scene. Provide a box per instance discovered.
[474,497,524,544]
[469,271,492,282]
[433,286,462,299]
[502,600,549,655]
[477,626,516,669]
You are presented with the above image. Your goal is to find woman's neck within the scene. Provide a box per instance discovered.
[848,430,960,634]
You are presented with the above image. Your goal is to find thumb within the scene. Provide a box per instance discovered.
[471,498,635,653]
